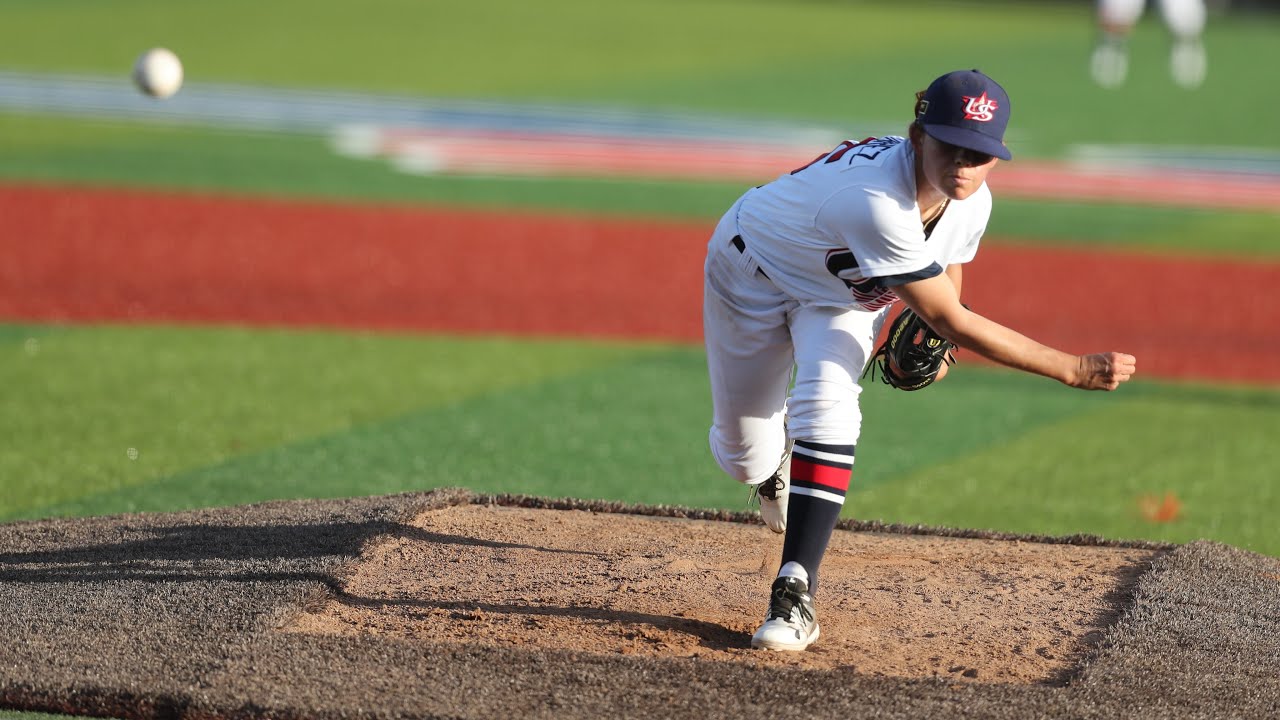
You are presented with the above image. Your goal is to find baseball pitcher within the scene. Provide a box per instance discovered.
[702,69,1137,651]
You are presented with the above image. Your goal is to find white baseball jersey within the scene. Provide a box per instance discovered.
[704,134,995,485]
[733,136,990,311]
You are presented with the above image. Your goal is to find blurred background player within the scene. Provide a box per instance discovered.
[1091,0,1209,89]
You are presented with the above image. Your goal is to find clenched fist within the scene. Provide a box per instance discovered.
[1072,352,1137,390]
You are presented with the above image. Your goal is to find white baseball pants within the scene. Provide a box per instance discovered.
[703,202,890,485]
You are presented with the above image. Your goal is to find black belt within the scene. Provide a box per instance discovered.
[731,235,769,279]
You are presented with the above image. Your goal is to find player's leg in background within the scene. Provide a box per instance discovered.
[702,226,795,491]
[1160,0,1208,89]
[1092,0,1146,88]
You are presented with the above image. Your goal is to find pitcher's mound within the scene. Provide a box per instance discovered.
[287,502,1154,684]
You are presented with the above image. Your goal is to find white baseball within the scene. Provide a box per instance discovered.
[132,48,184,99]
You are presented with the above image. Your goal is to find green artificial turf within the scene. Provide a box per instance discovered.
[7,324,1278,557]
[1,3,1278,720]
[0,324,659,521]
[854,371,1280,555]
[987,199,1280,258]
[32,344,728,519]
[1,1,1277,155]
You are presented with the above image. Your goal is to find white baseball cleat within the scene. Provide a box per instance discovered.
[751,576,820,651]
[750,449,790,533]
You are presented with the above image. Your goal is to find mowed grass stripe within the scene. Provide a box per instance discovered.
[30,347,728,519]
[28,344,1278,559]
[0,2,1100,121]
[851,382,1280,556]
[987,200,1280,259]
[0,324,661,521]
[854,365,1113,491]
[34,356,1092,518]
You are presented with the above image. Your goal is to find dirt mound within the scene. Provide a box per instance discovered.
[287,503,1151,684]
[0,489,1277,720]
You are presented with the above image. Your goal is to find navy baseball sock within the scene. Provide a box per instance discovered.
[779,439,854,595]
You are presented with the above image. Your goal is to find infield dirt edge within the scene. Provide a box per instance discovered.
[3,489,1277,720]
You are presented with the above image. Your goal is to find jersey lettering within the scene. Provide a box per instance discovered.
[825,249,899,311]
[843,136,901,163]
[790,136,903,175]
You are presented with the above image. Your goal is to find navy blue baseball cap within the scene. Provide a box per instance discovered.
[917,69,1012,161]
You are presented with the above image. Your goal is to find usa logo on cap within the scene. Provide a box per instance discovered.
[962,92,999,122]
[917,69,1012,160]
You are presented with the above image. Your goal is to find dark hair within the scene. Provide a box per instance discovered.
[912,90,928,125]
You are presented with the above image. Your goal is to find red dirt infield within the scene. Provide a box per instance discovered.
[3,182,1277,384]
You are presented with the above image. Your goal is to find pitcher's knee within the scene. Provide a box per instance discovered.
[709,427,786,485]
[786,395,862,447]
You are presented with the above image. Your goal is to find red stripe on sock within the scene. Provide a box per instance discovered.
[791,456,851,492]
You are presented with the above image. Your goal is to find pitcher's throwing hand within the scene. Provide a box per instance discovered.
[1075,352,1137,390]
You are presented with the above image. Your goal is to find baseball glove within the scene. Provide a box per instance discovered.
[864,307,960,391]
